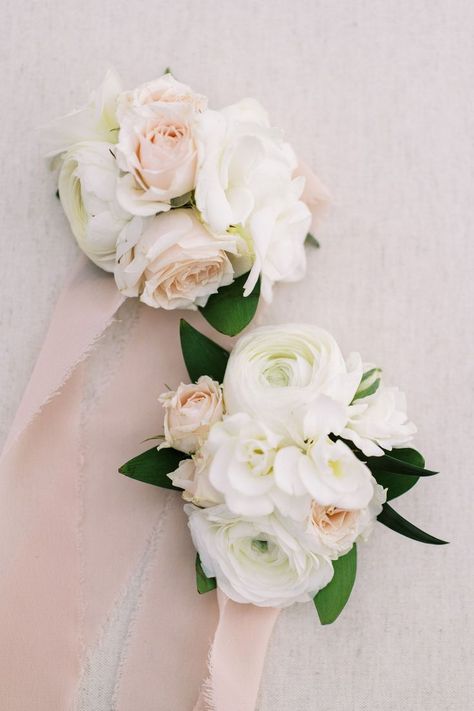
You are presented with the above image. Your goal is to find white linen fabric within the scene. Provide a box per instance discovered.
[0,1,473,709]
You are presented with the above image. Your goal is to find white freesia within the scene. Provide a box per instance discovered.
[159,376,224,454]
[309,481,386,557]
[203,413,312,520]
[343,385,417,457]
[223,324,362,435]
[273,438,374,510]
[45,69,122,158]
[114,209,236,309]
[168,451,222,508]
[58,141,129,271]
[186,504,334,607]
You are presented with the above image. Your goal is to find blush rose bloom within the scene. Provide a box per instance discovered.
[186,504,334,607]
[114,209,236,310]
[159,376,224,454]
[310,481,386,557]
[168,450,223,508]
[116,75,205,216]
[223,324,362,435]
[58,141,129,271]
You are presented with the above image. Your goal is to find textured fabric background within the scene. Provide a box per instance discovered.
[1,1,473,709]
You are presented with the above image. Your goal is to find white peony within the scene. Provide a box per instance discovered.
[273,437,374,510]
[203,413,312,520]
[58,141,129,271]
[343,385,417,457]
[114,209,236,309]
[186,504,334,607]
[309,480,386,557]
[45,69,122,158]
[223,324,362,435]
[159,376,224,454]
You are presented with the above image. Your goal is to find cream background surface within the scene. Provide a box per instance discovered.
[0,1,473,709]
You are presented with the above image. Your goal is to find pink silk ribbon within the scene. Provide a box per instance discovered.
[0,258,279,711]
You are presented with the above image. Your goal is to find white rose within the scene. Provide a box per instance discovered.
[168,451,222,508]
[45,69,122,158]
[117,72,207,116]
[273,438,374,510]
[342,385,417,457]
[194,99,298,234]
[203,413,312,520]
[116,77,204,215]
[159,376,224,453]
[223,324,362,435]
[114,209,236,309]
[58,141,129,271]
[309,480,386,557]
[186,504,334,607]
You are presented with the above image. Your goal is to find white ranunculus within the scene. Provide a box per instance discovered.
[168,451,222,508]
[203,413,312,520]
[186,504,334,607]
[117,72,207,117]
[194,99,297,235]
[223,324,362,435]
[309,480,386,557]
[114,208,236,309]
[273,437,374,510]
[342,385,417,457]
[58,141,130,271]
[45,69,122,158]
[159,376,224,454]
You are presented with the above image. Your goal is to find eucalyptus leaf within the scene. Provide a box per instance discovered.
[305,233,320,248]
[196,554,217,594]
[314,544,357,625]
[378,503,448,545]
[180,319,229,383]
[199,273,260,336]
[119,446,187,489]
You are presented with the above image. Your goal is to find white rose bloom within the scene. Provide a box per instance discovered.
[273,438,374,510]
[195,98,297,234]
[342,385,417,457]
[58,141,129,271]
[186,504,334,607]
[45,69,122,158]
[309,480,386,557]
[117,72,207,116]
[168,451,222,508]
[204,413,312,520]
[159,376,224,454]
[223,324,362,435]
[114,209,236,309]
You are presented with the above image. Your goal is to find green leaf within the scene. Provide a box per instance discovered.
[199,273,260,336]
[378,503,448,545]
[164,66,172,74]
[373,470,419,500]
[180,319,229,382]
[305,232,320,248]
[170,190,194,208]
[196,554,217,594]
[352,377,381,401]
[314,545,357,625]
[366,449,437,477]
[119,446,187,489]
